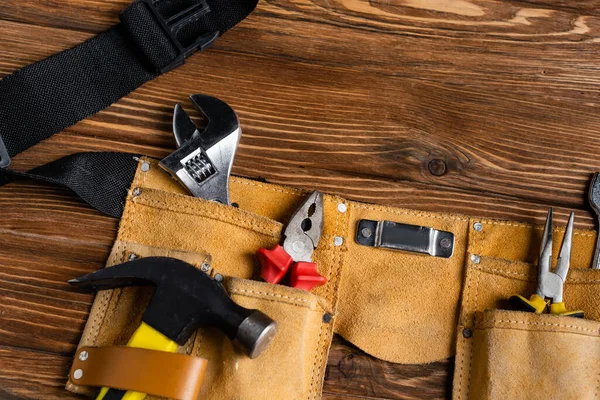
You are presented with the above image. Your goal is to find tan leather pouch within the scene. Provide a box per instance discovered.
[462,309,600,400]
[67,158,600,399]
[453,219,600,399]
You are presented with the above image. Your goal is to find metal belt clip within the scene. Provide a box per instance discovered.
[0,134,10,168]
[133,0,220,73]
[356,220,455,258]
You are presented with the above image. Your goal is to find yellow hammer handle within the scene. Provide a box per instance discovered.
[96,322,179,400]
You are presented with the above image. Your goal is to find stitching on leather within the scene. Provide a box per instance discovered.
[479,220,594,238]
[231,177,305,196]
[308,323,325,399]
[308,203,341,399]
[465,268,478,398]
[131,197,281,237]
[471,263,600,283]
[352,203,468,222]
[229,288,319,308]
[595,366,600,400]
[461,224,485,399]
[329,202,349,311]
[491,319,600,334]
[193,328,205,358]
[85,241,121,346]
[310,205,348,399]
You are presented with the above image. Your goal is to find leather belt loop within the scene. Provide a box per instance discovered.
[70,346,208,400]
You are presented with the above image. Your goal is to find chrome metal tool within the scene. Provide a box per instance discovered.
[257,191,327,291]
[160,94,241,205]
[510,209,584,317]
[588,173,600,269]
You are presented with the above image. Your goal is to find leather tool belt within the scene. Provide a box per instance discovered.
[1,0,599,395]
[57,156,599,399]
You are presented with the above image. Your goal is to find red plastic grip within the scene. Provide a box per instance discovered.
[257,245,294,284]
[289,262,327,291]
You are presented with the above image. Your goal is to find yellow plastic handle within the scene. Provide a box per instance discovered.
[96,322,179,400]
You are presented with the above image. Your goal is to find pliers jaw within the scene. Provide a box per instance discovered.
[256,190,327,291]
[283,191,324,262]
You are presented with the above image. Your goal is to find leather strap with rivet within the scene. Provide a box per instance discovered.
[70,346,208,400]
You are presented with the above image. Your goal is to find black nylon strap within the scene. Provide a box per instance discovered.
[0,152,139,218]
[0,0,258,162]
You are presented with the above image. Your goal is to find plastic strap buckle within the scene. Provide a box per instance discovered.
[137,0,220,74]
[0,134,10,168]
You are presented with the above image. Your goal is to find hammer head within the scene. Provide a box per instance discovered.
[159,94,241,205]
[69,257,277,358]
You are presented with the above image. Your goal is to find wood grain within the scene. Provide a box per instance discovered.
[2,0,600,398]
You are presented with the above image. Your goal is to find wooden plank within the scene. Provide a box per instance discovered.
[2,7,600,208]
[324,337,451,400]
[2,1,600,399]
[0,346,78,400]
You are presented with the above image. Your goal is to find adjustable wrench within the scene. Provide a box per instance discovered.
[160,94,241,205]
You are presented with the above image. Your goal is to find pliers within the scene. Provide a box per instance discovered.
[510,208,584,318]
[257,191,327,291]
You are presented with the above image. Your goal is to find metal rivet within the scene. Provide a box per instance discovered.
[473,222,483,232]
[471,254,480,264]
[128,253,138,262]
[322,313,333,324]
[214,273,224,283]
[141,162,150,172]
[73,369,84,380]
[440,238,452,249]
[361,228,372,238]
[78,351,89,361]
[200,263,211,272]
[334,237,344,246]
[462,328,473,339]
[132,187,142,197]
[337,203,347,213]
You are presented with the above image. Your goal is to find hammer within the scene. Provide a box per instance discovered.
[69,257,278,400]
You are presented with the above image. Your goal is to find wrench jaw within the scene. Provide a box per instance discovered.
[160,95,241,205]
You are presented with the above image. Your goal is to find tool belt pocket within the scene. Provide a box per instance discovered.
[67,159,335,399]
[454,217,600,400]
[459,309,600,400]
[67,245,332,400]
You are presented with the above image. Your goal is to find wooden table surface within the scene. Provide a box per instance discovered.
[2,0,600,398]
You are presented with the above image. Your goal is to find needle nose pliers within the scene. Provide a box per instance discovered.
[510,208,584,318]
